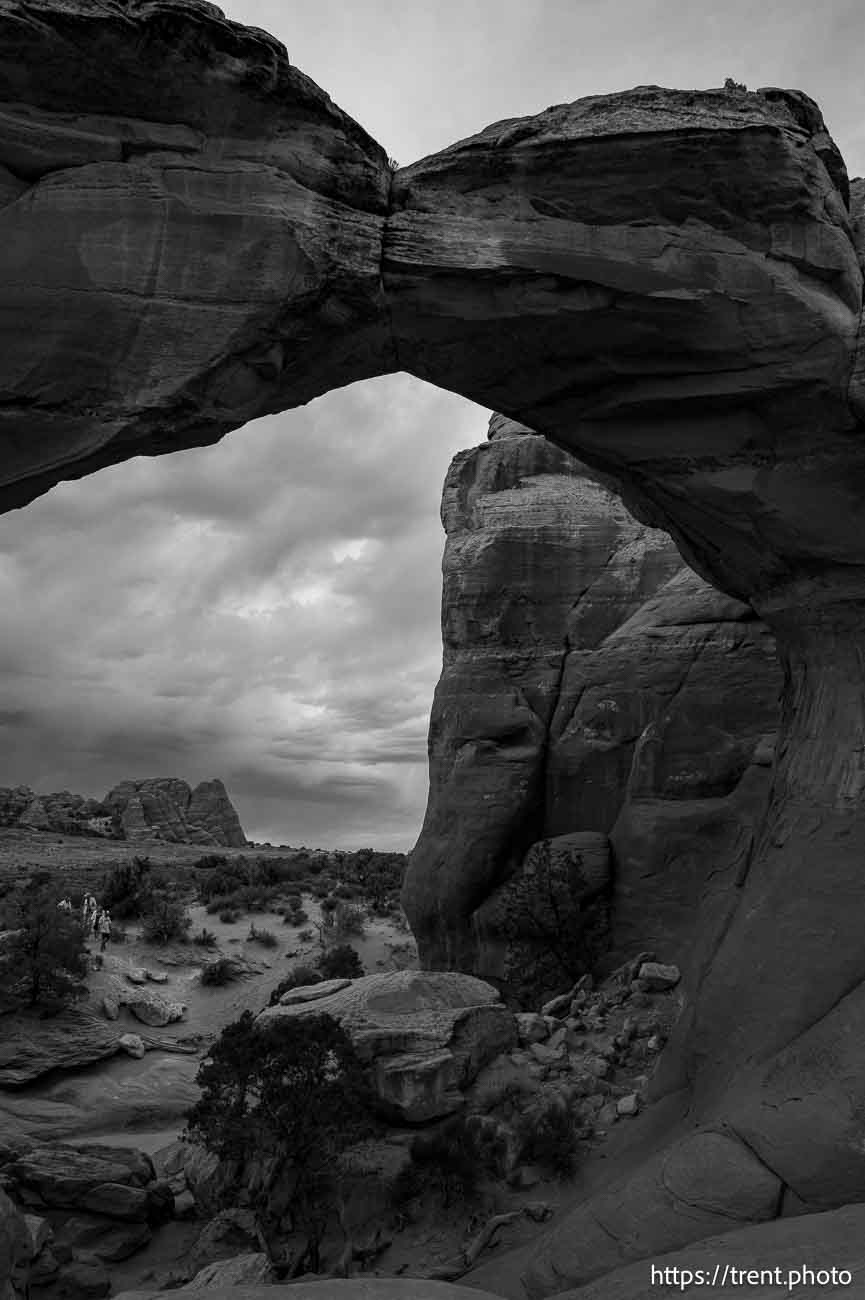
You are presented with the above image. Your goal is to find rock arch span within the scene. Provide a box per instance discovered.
[3,1,865,1292]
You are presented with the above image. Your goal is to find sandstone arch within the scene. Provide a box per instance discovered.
[3,1,865,1293]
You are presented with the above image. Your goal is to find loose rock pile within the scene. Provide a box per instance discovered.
[467,954,683,1149]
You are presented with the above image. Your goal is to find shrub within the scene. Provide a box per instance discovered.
[0,875,88,1008]
[193,927,218,948]
[513,1091,583,1177]
[298,928,314,942]
[193,853,228,871]
[185,1010,376,1273]
[141,897,191,944]
[404,1115,491,1207]
[333,901,364,937]
[201,957,241,986]
[218,908,241,924]
[248,923,278,948]
[267,966,322,1006]
[100,856,154,920]
[316,944,363,981]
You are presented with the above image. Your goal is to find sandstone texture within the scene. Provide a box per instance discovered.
[115,1282,504,1300]
[555,1204,865,1299]
[4,7,865,1295]
[105,777,247,846]
[0,785,113,835]
[0,1187,31,1300]
[406,419,780,999]
[0,1009,123,1087]
[259,970,516,1122]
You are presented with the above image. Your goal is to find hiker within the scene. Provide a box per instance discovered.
[82,893,98,937]
[57,896,72,912]
[97,909,112,953]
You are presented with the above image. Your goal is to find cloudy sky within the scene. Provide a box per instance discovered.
[1,0,863,850]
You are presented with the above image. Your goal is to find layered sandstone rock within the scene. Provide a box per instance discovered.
[105,777,247,846]
[260,970,516,1123]
[4,7,865,1292]
[407,419,781,1001]
[406,418,682,974]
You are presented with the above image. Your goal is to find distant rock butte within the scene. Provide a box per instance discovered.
[0,777,247,846]
[105,777,247,848]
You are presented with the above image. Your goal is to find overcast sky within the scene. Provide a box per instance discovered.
[1,0,862,850]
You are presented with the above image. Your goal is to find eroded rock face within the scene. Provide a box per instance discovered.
[259,970,516,1123]
[407,420,781,998]
[4,9,865,1293]
[406,419,682,973]
[105,777,247,846]
[0,1188,31,1300]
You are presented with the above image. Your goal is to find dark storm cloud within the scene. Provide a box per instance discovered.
[0,376,487,848]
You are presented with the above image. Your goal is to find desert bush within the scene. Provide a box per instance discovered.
[218,908,241,924]
[99,856,154,920]
[333,883,357,900]
[193,927,218,948]
[141,897,191,944]
[0,874,88,1008]
[197,862,250,903]
[192,853,228,871]
[400,1114,500,1207]
[316,944,363,981]
[185,1010,376,1274]
[200,957,242,986]
[333,901,364,937]
[267,966,322,1006]
[248,923,278,948]
[513,1090,583,1177]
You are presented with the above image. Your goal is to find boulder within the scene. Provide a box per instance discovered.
[637,963,680,991]
[182,1253,276,1289]
[125,992,186,1027]
[515,1014,549,1046]
[260,970,517,1123]
[0,1010,121,1086]
[118,1034,146,1059]
[55,1214,152,1262]
[5,1144,155,1211]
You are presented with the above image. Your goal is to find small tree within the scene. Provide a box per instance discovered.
[317,944,363,981]
[0,874,88,1007]
[141,896,191,944]
[185,1010,376,1275]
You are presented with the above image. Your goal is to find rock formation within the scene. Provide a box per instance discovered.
[0,776,246,845]
[3,2,865,1292]
[0,786,113,835]
[407,417,780,1000]
[104,777,247,846]
[260,970,516,1124]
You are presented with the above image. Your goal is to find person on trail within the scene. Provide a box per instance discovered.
[97,908,112,953]
[82,893,98,937]
[58,896,72,912]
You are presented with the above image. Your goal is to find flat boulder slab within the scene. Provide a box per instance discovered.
[554,1203,865,1299]
[55,1214,152,1263]
[0,1010,121,1087]
[115,1281,506,1300]
[5,1143,155,1213]
[259,970,517,1123]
